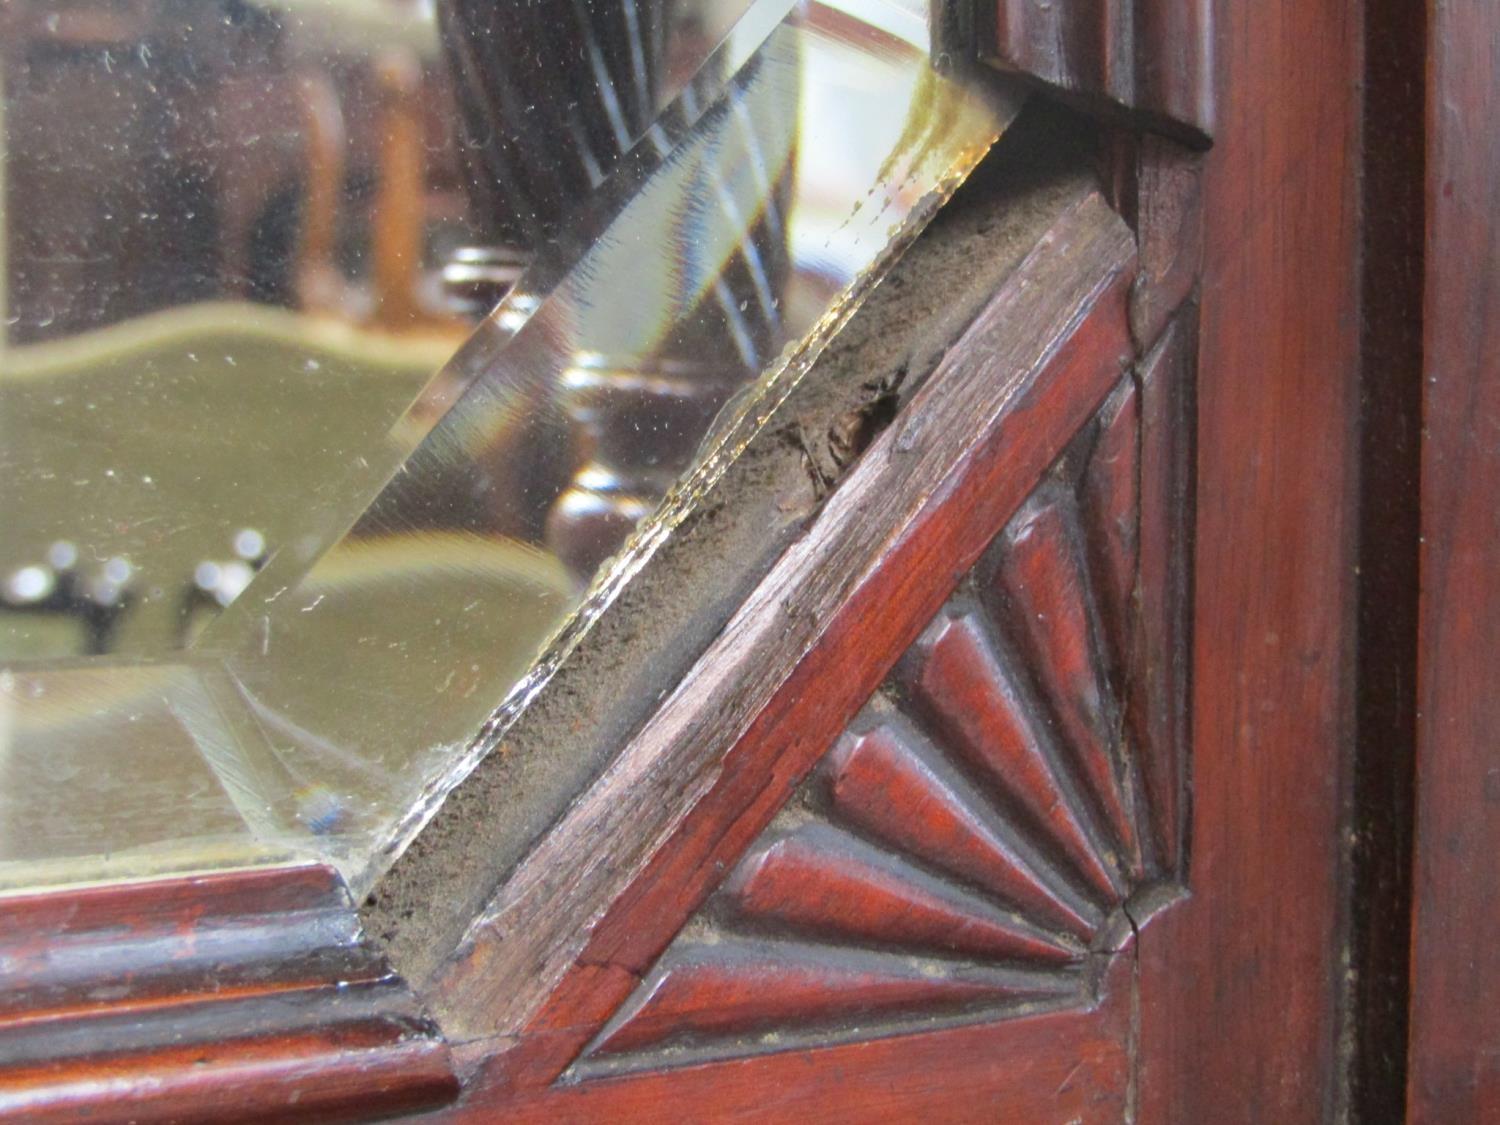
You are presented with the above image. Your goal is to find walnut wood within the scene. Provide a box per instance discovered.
[0,866,456,1124]
[1134,0,1363,1116]
[426,186,1138,1076]
[982,0,1214,146]
[1406,2,1500,1119]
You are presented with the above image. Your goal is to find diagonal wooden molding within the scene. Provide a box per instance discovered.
[566,318,1192,1077]
[424,185,1147,1088]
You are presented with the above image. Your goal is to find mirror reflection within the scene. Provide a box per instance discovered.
[0,0,1014,888]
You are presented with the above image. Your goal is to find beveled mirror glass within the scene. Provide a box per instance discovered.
[0,0,1017,891]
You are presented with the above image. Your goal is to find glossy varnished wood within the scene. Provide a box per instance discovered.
[1406,1,1500,1118]
[0,866,456,1124]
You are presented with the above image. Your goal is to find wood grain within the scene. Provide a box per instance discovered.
[989,486,1141,874]
[1406,1,1500,1118]
[983,0,1214,146]
[0,866,456,1124]
[427,185,1138,1068]
[1134,0,1364,1116]
[901,606,1123,902]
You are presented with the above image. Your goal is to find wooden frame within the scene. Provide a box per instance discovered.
[13,0,1461,1119]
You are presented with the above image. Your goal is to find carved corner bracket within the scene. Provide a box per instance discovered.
[569,310,1193,1078]
[422,171,1199,1108]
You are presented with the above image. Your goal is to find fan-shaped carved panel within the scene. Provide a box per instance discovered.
[570,342,1192,1077]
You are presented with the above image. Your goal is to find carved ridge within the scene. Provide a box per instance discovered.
[0,865,456,1124]
[568,359,1191,1076]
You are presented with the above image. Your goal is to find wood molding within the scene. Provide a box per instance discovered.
[565,349,1191,1078]
[1135,0,1364,1115]
[980,0,1215,146]
[448,955,1136,1123]
[416,182,1197,1107]
[0,865,457,1124]
[1407,0,1500,1118]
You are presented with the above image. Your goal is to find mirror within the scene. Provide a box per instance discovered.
[0,0,1016,891]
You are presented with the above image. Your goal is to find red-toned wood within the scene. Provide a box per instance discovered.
[984,0,1214,145]
[826,718,1098,938]
[443,957,1135,1123]
[1134,0,1363,1117]
[586,939,1077,1061]
[553,349,1192,1078]
[425,188,1138,1079]
[989,488,1142,875]
[1079,376,1139,678]
[1406,1,1500,1118]
[1127,135,1205,348]
[726,823,1080,964]
[1129,309,1195,875]
[902,608,1122,902]
[0,866,456,1124]
[1347,0,1426,1115]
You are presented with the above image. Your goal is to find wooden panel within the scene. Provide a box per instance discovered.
[560,351,1190,1076]
[0,866,456,1124]
[1135,0,1363,1117]
[1407,2,1500,1119]
[1347,0,1425,1117]
[444,957,1135,1124]
[726,823,1081,963]
[983,0,1214,145]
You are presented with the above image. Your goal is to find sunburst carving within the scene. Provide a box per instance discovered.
[570,368,1190,1077]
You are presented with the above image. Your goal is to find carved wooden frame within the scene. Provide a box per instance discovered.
[0,3,1214,1119]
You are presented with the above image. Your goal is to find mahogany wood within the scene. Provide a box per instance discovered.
[1406,1,1500,1119]
[428,187,1136,1074]
[1134,0,1364,1118]
[1347,0,1425,1114]
[446,957,1135,1124]
[0,0,1426,1117]
[724,823,1081,964]
[551,350,1189,1080]
[0,866,457,1124]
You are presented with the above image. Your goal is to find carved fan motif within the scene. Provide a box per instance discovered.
[571,365,1190,1077]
